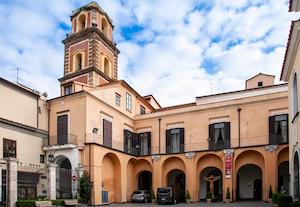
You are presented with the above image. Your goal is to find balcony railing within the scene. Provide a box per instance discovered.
[46,134,83,147]
[209,139,231,151]
[269,134,288,145]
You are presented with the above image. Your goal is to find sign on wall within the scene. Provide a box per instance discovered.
[225,154,233,179]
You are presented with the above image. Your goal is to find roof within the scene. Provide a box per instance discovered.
[155,102,196,112]
[246,73,275,82]
[0,77,40,98]
[280,19,300,81]
[143,94,162,108]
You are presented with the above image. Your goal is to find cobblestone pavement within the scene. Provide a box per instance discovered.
[109,201,272,207]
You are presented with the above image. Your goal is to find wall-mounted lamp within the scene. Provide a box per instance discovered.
[92,128,98,134]
[48,153,54,163]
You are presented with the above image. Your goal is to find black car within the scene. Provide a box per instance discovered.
[131,190,151,203]
[157,187,175,204]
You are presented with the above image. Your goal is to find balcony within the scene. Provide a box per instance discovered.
[43,134,84,150]
[269,134,288,145]
[208,139,231,151]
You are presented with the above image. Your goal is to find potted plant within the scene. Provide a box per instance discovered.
[206,192,212,204]
[269,186,273,203]
[78,173,91,205]
[151,190,156,203]
[225,187,231,203]
[272,193,280,207]
[186,190,191,203]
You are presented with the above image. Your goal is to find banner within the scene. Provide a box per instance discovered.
[225,154,233,179]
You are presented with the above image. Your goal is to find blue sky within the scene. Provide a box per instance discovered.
[0,0,299,106]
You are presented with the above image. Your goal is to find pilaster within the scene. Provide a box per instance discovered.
[47,163,57,200]
[4,157,18,207]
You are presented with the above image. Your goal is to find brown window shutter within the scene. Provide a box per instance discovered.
[103,119,112,148]
[208,124,214,150]
[166,129,171,153]
[57,114,68,145]
[179,128,184,152]
[269,116,275,144]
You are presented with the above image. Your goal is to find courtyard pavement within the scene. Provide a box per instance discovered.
[109,201,272,207]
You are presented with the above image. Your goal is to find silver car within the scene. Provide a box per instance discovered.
[131,190,151,203]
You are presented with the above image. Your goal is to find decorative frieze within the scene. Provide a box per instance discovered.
[151,155,160,161]
[185,152,195,159]
[265,145,278,152]
[223,149,234,156]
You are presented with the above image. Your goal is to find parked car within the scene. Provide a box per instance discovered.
[131,190,151,203]
[157,187,175,204]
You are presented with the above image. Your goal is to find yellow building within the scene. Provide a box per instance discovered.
[44,2,290,204]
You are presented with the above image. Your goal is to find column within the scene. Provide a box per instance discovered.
[152,155,162,193]
[4,157,18,207]
[47,163,57,200]
[185,152,197,202]
[265,145,278,201]
[0,160,4,204]
[223,149,234,202]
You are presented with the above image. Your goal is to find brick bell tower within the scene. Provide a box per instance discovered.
[59,2,120,95]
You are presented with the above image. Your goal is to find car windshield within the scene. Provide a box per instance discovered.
[158,188,170,193]
[133,191,142,194]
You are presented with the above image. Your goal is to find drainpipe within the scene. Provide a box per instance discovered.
[158,118,161,154]
[237,108,241,148]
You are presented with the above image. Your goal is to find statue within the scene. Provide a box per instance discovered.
[204,175,220,199]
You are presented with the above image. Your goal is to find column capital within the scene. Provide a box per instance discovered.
[265,145,278,152]
[152,155,161,161]
[47,163,58,168]
[4,157,19,163]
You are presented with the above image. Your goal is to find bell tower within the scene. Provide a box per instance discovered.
[59,2,120,95]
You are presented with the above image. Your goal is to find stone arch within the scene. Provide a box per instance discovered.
[103,56,111,77]
[196,154,223,201]
[126,158,153,201]
[162,156,186,186]
[294,151,300,197]
[278,146,289,165]
[73,52,83,71]
[293,72,298,116]
[55,155,72,199]
[101,18,109,36]
[102,152,121,203]
[234,150,265,201]
[166,169,186,203]
[277,146,289,193]
[78,13,86,31]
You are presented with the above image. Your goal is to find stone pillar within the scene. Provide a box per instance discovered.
[47,163,57,200]
[265,145,278,201]
[223,149,234,202]
[4,157,18,207]
[185,152,196,201]
[151,155,161,194]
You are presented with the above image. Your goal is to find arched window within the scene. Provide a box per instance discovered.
[104,57,110,77]
[293,73,298,116]
[101,18,109,36]
[78,14,86,31]
[74,53,83,71]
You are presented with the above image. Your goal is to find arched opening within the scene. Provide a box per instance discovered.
[102,18,109,36]
[167,169,186,203]
[138,171,152,191]
[294,152,299,198]
[293,73,298,116]
[55,156,72,199]
[74,53,83,71]
[199,167,223,201]
[237,164,262,201]
[78,14,86,31]
[104,58,110,77]
[278,161,289,194]
[102,153,121,203]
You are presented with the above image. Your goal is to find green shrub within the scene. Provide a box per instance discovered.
[293,201,300,207]
[51,199,65,206]
[226,187,231,199]
[16,200,36,207]
[269,186,273,199]
[206,192,212,199]
[278,195,292,207]
[78,173,91,204]
[151,190,156,200]
[186,190,191,200]
[272,193,280,204]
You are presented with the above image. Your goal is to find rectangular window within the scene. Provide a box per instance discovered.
[258,81,263,87]
[17,171,39,199]
[40,155,45,163]
[64,85,72,95]
[3,138,17,158]
[103,119,112,148]
[166,128,184,153]
[269,114,288,144]
[126,93,132,112]
[124,130,133,154]
[115,93,121,106]
[57,114,68,145]
[208,122,230,151]
[139,132,151,155]
[140,105,146,115]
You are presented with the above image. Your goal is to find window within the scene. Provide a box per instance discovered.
[3,138,16,158]
[103,119,112,148]
[139,132,151,155]
[166,128,184,153]
[269,114,288,144]
[74,53,83,71]
[126,93,132,112]
[64,85,72,95]
[102,18,109,36]
[258,81,263,87]
[40,155,45,163]
[17,171,39,199]
[140,105,146,115]
[293,73,298,117]
[115,93,121,106]
[104,57,110,77]
[78,14,86,31]
[57,114,68,145]
[92,10,97,26]
[208,122,230,151]
[124,130,133,154]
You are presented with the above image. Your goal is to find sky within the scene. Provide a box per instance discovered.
[0,0,299,107]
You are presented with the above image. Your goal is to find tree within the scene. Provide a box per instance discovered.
[78,172,91,204]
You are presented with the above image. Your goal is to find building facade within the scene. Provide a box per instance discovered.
[281,0,300,200]
[42,2,290,205]
[0,78,48,206]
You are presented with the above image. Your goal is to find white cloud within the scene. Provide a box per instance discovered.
[0,0,299,107]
